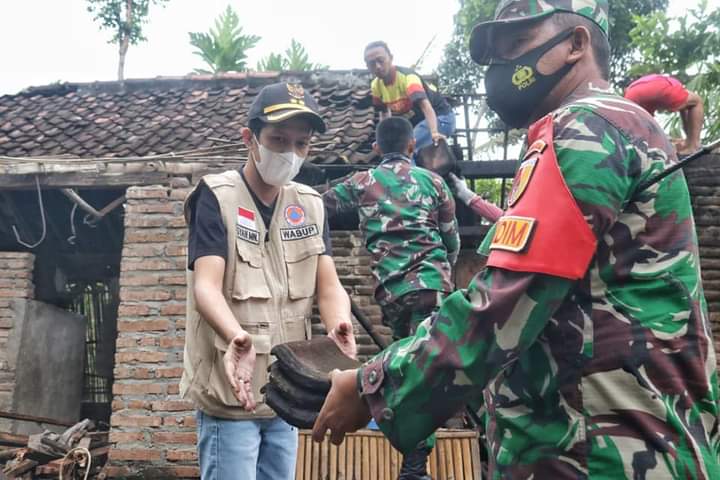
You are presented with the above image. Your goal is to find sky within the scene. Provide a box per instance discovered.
[0,0,456,95]
[0,0,713,96]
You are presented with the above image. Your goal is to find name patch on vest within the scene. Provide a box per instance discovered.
[490,216,536,253]
[280,224,319,241]
[236,224,260,244]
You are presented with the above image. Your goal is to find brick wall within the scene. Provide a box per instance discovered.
[686,153,720,356]
[108,184,383,478]
[0,252,34,413]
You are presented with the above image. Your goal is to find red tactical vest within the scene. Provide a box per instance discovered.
[486,115,596,280]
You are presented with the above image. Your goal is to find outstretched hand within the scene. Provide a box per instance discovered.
[223,331,257,412]
[328,320,357,359]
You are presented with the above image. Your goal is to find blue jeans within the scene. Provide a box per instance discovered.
[413,110,456,151]
[196,411,298,480]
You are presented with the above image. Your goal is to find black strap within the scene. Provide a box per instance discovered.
[635,140,720,193]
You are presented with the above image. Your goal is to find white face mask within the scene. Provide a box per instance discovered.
[253,136,305,186]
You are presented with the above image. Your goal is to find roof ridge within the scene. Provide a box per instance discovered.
[12,70,374,98]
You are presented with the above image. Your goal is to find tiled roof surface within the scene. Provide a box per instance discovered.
[0,71,377,164]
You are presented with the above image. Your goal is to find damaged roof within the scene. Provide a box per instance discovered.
[0,71,377,164]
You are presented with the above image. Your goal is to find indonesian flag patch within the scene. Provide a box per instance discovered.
[236,207,259,244]
[237,207,257,230]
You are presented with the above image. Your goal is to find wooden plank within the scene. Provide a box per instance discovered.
[304,435,313,480]
[453,439,464,480]
[0,410,73,428]
[321,436,329,480]
[429,443,438,478]
[391,448,399,479]
[338,438,346,480]
[461,438,473,480]
[377,436,385,480]
[0,171,170,190]
[384,438,391,480]
[438,439,448,480]
[0,432,28,447]
[458,160,517,179]
[361,436,369,480]
[312,435,321,480]
[447,438,456,480]
[470,437,482,480]
[329,441,338,480]
[346,436,354,480]
[296,433,306,480]
[354,435,361,480]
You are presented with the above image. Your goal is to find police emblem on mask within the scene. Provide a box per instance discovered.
[287,83,305,103]
[512,65,536,90]
[507,139,545,207]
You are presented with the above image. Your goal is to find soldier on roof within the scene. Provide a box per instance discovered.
[313,1,720,478]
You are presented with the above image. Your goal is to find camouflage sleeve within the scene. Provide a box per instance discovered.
[322,172,366,218]
[357,107,642,453]
[437,177,460,265]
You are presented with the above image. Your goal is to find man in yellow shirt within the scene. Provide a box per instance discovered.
[364,40,455,152]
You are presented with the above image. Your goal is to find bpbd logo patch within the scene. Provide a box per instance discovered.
[285,205,306,227]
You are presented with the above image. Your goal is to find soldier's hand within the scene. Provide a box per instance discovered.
[448,172,476,205]
[312,369,371,445]
[223,331,257,412]
[328,320,358,359]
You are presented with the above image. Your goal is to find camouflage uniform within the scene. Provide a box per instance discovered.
[323,153,460,334]
[357,88,720,479]
[324,153,460,477]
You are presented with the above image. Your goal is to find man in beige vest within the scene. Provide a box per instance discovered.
[182,82,356,480]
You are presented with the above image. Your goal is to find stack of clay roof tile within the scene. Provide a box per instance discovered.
[0,71,377,165]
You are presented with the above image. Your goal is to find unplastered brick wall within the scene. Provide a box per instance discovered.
[685,153,720,365]
[0,252,34,413]
[108,182,384,478]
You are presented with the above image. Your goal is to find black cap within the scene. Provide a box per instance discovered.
[247,82,326,133]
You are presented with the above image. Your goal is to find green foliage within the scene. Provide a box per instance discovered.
[471,178,509,206]
[629,0,720,142]
[189,5,261,74]
[87,0,168,46]
[257,52,286,72]
[256,39,327,72]
[608,0,668,87]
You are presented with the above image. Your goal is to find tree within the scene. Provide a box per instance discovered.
[628,0,720,142]
[87,0,169,81]
[189,5,261,74]
[256,39,327,72]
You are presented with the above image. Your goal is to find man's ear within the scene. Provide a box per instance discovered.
[408,138,416,155]
[567,26,590,64]
[241,127,254,146]
[372,142,382,155]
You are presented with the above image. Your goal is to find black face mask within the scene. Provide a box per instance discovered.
[484,29,575,128]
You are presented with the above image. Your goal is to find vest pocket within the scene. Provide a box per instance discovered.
[233,238,272,301]
[283,237,325,300]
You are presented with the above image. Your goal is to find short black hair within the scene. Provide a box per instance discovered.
[551,12,610,80]
[375,117,413,155]
[364,40,391,56]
